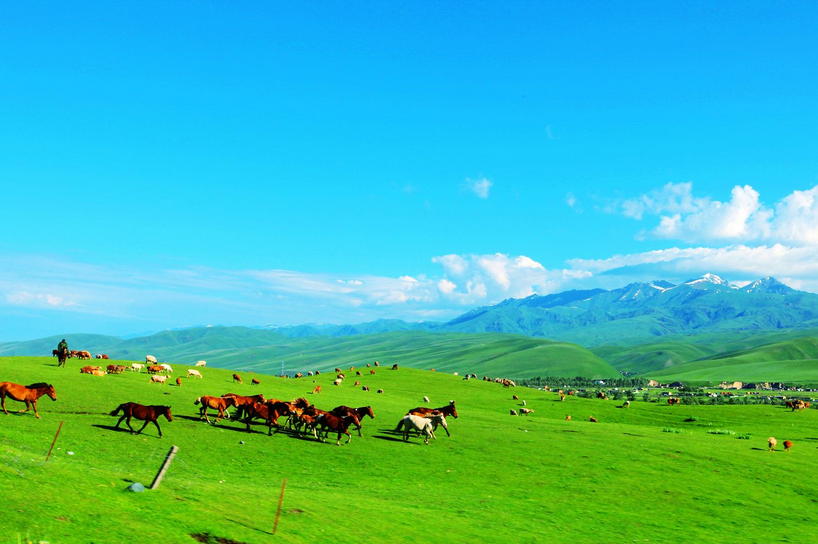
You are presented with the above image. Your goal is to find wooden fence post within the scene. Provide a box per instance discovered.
[273,478,287,535]
[45,420,64,462]
[150,445,179,490]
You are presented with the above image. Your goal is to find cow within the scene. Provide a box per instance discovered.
[233,374,242,384]
[80,365,101,374]
[512,395,519,400]
[784,440,793,452]
[565,415,571,421]
[374,361,380,367]
[96,354,103,359]
[147,365,164,374]
[356,371,362,376]
[294,373,303,379]
[78,351,91,360]
[187,369,203,379]
[423,396,430,403]
[101,354,109,360]
[251,378,260,386]
[150,375,167,385]
[337,373,346,380]
[146,355,157,364]
[768,437,777,451]
[91,369,106,376]
[195,361,206,367]
[668,398,681,405]
[353,381,360,386]
[370,370,376,375]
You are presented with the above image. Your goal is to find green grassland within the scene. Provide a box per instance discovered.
[1,357,817,543]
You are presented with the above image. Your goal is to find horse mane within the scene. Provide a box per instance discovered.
[26,382,49,389]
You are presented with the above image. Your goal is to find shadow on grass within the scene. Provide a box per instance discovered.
[371,435,412,443]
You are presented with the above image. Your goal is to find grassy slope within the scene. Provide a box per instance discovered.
[648,337,818,383]
[1,357,817,543]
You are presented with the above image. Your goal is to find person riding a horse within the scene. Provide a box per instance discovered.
[57,339,68,353]
[57,339,69,368]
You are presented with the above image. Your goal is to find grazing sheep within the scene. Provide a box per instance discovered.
[160,364,173,374]
[423,396,430,403]
[623,400,630,408]
[560,394,566,401]
[146,355,157,364]
[335,368,341,373]
[362,385,370,392]
[187,369,203,379]
[392,364,399,370]
[356,371,362,376]
[522,400,527,406]
[520,408,533,415]
[784,440,793,452]
[353,381,360,386]
[307,371,314,376]
[370,370,376,375]
[377,389,384,394]
[150,375,167,385]
[565,415,571,421]
[510,409,518,416]
[453,372,458,376]
[337,373,346,380]
[589,416,598,423]
[195,360,206,367]
[333,379,342,386]
[131,363,144,372]
[176,377,182,386]
[768,437,777,451]
[374,361,380,367]
[512,395,519,400]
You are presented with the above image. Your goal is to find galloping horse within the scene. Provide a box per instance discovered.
[0,382,57,418]
[195,395,237,424]
[221,393,266,420]
[110,402,173,437]
[57,348,69,368]
[330,405,375,437]
[243,401,291,435]
[406,401,458,419]
[315,413,357,445]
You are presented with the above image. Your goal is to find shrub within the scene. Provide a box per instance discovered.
[708,429,736,435]
[684,416,699,422]
[663,428,682,433]
[737,433,751,440]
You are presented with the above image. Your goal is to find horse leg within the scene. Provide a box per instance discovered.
[136,419,150,435]
[152,420,163,438]
[356,422,363,437]
[1,392,7,415]
[124,416,136,434]
[20,399,32,415]
[344,429,351,445]
[32,399,40,419]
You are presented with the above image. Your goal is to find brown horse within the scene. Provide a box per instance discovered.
[195,395,238,424]
[221,393,266,420]
[330,405,375,437]
[243,401,291,435]
[407,400,458,420]
[110,402,173,437]
[57,348,69,368]
[0,382,57,418]
[315,413,357,445]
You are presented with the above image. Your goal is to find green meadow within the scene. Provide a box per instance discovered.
[0,357,816,544]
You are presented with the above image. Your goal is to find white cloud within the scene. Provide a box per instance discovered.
[6,291,76,309]
[464,177,493,199]
[437,279,457,294]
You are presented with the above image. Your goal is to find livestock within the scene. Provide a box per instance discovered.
[453,372,458,376]
[370,370,376,375]
[565,415,571,421]
[116,365,128,373]
[392,364,399,370]
[69,350,79,358]
[374,361,380,367]
[362,385,370,392]
[95,354,103,359]
[147,365,164,374]
[512,395,519,400]
[331,405,375,437]
[356,371,362,376]
[377,389,384,394]
[145,355,157,364]
[221,393,266,420]
[106,364,121,374]
[337,373,346,380]
[423,396,430,403]
[335,368,341,373]
[768,437,777,452]
[232,374,242,384]
[312,385,321,394]
[510,409,518,416]
[522,400,527,406]
[597,392,608,400]
[101,354,110,360]
[52,349,59,357]
[307,371,314,376]
[78,351,91,360]
[349,366,355,371]
[251,378,260,386]
[520,408,533,415]
[150,375,168,385]
[623,401,631,408]
[589,416,598,423]
[176,377,182,387]
[353,381,360,386]
[784,440,793,452]
[160,364,173,374]
[294,372,303,379]
[366,363,371,368]
[196,360,206,367]
[91,370,106,376]
[131,363,144,372]
[80,365,101,374]
[667,398,681,405]
[334,379,343,386]
[560,394,566,401]
[396,414,437,445]
[407,400,458,420]
[110,402,172,438]
[243,401,291,435]
[0,382,57,418]
[187,369,203,379]
[315,413,357,445]
[57,348,69,367]
[195,395,237,424]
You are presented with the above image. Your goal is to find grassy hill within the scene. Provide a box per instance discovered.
[0,329,620,380]
[647,337,818,383]
[1,357,817,543]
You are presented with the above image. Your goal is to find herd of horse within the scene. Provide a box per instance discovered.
[0,377,459,445]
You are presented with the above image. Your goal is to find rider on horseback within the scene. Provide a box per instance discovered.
[57,339,68,354]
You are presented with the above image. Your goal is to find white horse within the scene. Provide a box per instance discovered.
[396,414,444,444]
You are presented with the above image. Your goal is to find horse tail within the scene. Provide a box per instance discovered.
[110,403,126,416]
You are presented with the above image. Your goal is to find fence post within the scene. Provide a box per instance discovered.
[45,420,64,462]
[273,478,287,535]
[150,445,179,490]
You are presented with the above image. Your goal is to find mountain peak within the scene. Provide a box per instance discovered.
[683,273,736,289]
[741,276,794,294]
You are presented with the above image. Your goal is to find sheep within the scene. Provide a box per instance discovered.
[768,437,777,451]
[362,385,370,392]
[377,389,384,394]
[784,440,793,452]
[423,396,430,403]
[510,409,518,416]
[623,400,631,408]
[333,379,342,386]
[589,416,598,423]
[521,400,527,406]
[353,381,361,386]
[565,415,571,421]
[512,395,519,400]
[520,408,533,415]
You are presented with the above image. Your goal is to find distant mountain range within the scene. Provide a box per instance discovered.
[258,274,818,346]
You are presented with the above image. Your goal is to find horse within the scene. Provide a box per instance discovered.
[195,395,237,424]
[57,348,69,368]
[110,402,172,438]
[330,405,375,437]
[243,401,291,435]
[407,411,450,436]
[0,382,57,419]
[221,393,266,420]
[396,414,437,445]
[315,413,357,445]
[406,400,458,420]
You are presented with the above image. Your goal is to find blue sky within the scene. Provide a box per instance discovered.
[2,2,818,340]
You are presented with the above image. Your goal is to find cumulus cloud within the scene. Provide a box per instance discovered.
[616,182,818,245]
[464,177,493,199]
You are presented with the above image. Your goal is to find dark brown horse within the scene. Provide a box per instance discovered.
[110,402,172,437]
[315,413,357,445]
[330,405,375,437]
[57,348,69,368]
[0,382,57,418]
[243,401,291,435]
